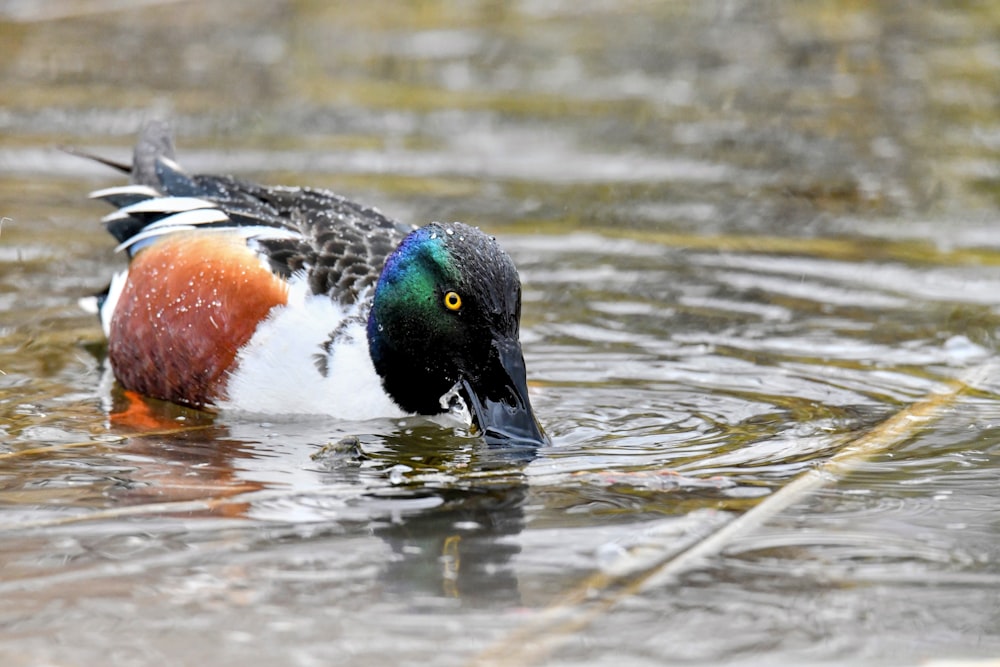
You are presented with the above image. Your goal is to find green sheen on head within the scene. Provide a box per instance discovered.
[369,223,460,338]
[366,221,523,415]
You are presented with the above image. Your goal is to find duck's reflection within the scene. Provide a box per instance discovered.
[104,389,532,605]
[373,482,527,605]
[104,387,265,515]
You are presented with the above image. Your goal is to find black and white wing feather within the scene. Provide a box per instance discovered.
[89,122,414,304]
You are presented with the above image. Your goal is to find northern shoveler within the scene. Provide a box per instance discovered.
[83,121,547,447]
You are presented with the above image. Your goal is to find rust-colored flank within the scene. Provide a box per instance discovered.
[108,233,289,408]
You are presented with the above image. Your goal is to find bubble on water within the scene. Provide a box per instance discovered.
[388,464,413,485]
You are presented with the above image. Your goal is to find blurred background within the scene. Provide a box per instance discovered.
[0,1,999,666]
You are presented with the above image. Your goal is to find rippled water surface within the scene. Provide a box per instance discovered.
[1,2,999,666]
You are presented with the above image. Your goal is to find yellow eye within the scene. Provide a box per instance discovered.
[443,290,462,311]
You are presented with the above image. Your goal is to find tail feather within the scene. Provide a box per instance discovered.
[58,144,132,174]
[154,155,201,196]
[60,119,175,180]
[78,121,306,258]
[130,119,175,186]
[76,120,214,253]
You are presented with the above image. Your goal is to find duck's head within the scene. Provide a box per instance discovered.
[367,222,547,448]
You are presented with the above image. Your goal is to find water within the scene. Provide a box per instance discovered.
[1,1,999,666]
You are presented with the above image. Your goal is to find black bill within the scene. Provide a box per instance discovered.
[460,338,548,448]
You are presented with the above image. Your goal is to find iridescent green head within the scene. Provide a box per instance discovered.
[367,222,546,447]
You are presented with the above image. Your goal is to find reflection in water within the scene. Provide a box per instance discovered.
[375,484,527,605]
[1,1,1000,665]
[108,387,534,606]
[102,383,266,513]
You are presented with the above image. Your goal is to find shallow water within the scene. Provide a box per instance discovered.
[1,2,999,666]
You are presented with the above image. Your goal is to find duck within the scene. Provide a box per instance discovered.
[82,121,547,448]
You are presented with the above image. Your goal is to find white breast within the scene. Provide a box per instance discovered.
[220,278,407,419]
